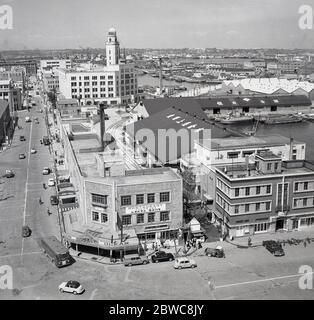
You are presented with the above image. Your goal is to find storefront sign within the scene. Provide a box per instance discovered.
[126,203,166,214]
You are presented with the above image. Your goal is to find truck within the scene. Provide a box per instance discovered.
[39,236,73,268]
[43,136,50,145]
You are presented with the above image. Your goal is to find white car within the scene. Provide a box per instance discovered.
[47,178,55,187]
[59,281,84,295]
[30,148,37,154]
[173,257,197,269]
[42,167,51,175]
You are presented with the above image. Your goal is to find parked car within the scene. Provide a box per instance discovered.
[48,178,55,187]
[30,148,37,154]
[4,169,14,178]
[42,167,51,175]
[19,135,26,141]
[173,257,197,269]
[262,240,285,257]
[19,153,26,159]
[205,246,225,258]
[123,254,149,267]
[25,116,31,122]
[22,225,31,237]
[151,251,174,263]
[50,195,59,205]
[59,281,84,295]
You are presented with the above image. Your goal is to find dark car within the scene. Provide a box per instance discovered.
[151,251,174,263]
[205,247,225,258]
[22,225,31,237]
[262,240,285,257]
[4,170,14,178]
[19,135,26,141]
[50,195,59,205]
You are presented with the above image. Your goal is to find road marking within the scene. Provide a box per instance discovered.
[89,288,98,300]
[214,272,314,289]
[0,251,41,259]
[21,120,33,261]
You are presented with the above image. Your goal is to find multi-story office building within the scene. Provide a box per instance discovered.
[215,151,314,237]
[0,80,22,114]
[40,59,72,71]
[55,110,183,258]
[58,28,138,106]
[42,71,59,92]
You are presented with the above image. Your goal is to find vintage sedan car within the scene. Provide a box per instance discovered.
[4,170,15,178]
[22,225,31,238]
[262,240,285,257]
[48,178,55,187]
[42,167,51,175]
[58,281,85,295]
[19,153,26,159]
[123,254,149,267]
[151,251,174,263]
[173,257,197,269]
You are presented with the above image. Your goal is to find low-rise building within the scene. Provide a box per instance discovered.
[0,80,22,114]
[215,152,314,237]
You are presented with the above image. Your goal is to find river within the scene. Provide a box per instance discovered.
[138,74,208,91]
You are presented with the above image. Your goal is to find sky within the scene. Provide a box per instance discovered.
[0,0,313,50]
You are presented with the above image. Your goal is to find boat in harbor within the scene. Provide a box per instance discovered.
[219,115,254,124]
[264,115,303,125]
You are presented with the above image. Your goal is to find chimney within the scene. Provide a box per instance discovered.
[99,103,105,151]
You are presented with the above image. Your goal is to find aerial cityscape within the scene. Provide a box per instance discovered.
[0,0,314,305]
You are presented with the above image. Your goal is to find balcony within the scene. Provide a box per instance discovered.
[275,205,290,215]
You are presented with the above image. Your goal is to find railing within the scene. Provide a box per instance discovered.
[275,205,290,213]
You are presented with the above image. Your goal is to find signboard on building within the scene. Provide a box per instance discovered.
[126,203,166,214]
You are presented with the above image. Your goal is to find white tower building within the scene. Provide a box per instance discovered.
[106,27,120,66]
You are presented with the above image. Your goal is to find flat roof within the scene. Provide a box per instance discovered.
[198,135,303,151]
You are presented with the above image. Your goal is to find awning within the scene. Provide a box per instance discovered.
[191,230,205,237]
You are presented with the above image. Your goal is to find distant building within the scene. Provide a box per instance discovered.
[58,28,138,106]
[0,80,22,114]
[40,59,72,71]
[42,71,59,92]
[0,60,37,75]
[215,153,314,237]
[57,98,80,118]
[0,100,11,146]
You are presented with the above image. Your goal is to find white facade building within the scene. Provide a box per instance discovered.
[40,59,72,70]
[58,28,138,106]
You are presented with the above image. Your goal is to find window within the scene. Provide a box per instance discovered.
[136,194,144,205]
[227,152,239,159]
[91,193,107,205]
[160,211,170,221]
[274,162,279,170]
[245,204,250,212]
[303,198,308,207]
[245,187,250,196]
[101,213,108,223]
[256,186,261,194]
[295,182,299,191]
[160,192,170,202]
[121,195,131,206]
[266,202,270,210]
[147,193,155,203]
[92,76,97,80]
[235,188,240,197]
[267,163,272,171]
[304,182,308,190]
[266,185,271,194]
[108,75,113,79]
[137,214,144,224]
[148,212,155,223]
[234,205,239,214]
[92,211,99,222]
[122,215,132,225]
[256,203,260,211]
[84,76,89,80]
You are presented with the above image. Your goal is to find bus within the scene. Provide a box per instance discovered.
[39,236,73,268]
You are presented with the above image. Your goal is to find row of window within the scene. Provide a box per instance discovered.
[293,197,314,209]
[71,75,114,81]
[216,194,271,214]
[217,179,272,198]
[92,211,108,223]
[294,181,314,192]
[91,192,170,207]
[122,211,170,225]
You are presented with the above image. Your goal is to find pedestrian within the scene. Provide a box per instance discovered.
[39,197,42,205]
[43,183,46,189]
[198,241,202,249]
[248,237,252,247]
[303,240,307,248]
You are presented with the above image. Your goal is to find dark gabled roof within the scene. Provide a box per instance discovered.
[0,99,9,119]
[141,94,311,114]
[126,107,235,163]
[140,97,205,118]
